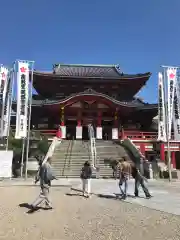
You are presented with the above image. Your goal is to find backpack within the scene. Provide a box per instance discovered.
[80,166,92,179]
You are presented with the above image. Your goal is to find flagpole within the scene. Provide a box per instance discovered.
[161,65,180,181]
[162,68,172,181]
[20,138,25,177]
[25,61,34,179]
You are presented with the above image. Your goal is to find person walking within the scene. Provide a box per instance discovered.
[30,157,57,211]
[131,163,152,199]
[118,157,131,199]
[80,161,92,198]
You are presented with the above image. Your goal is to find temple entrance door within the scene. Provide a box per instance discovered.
[82,126,89,140]
[66,120,76,140]
[102,126,112,140]
[66,126,76,140]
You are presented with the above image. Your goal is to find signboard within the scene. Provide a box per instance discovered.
[173,79,180,141]
[15,61,29,138]
[157,72,166,141]
[96,127,102,139]
[112,128,118,140]
[167,68,176,139]
[0,151,13,178]
[76,126,82,139]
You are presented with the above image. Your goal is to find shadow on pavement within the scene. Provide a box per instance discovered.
[19,203,34,209]
[97,193,147,201]
[71,187,83,193]
[97,194,122,200]
[19,203,42,214]
[66,193,82,197]
[0,184,71,188]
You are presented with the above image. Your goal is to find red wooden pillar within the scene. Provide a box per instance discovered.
[160,143,165,161]
[56,126,62,138]
[171,151,176,169]
[97,111,102,127]
[140,143,145,156]
[77,110,82,126]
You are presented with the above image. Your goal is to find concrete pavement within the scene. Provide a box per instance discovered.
[1,178,180,215]
[71,179,180,216]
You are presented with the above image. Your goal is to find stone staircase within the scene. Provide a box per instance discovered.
[51,140,72,177]
[96,140,130,178]
[51,139,130,178]
[51,140,91,178]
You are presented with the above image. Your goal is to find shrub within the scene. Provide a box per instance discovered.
[36,136,49,155]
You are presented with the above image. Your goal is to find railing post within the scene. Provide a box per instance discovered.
[121,127,125,140]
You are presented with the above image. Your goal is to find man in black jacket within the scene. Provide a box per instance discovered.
[131,164,152,199]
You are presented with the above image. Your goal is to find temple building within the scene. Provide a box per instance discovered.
[9,63,180,176]
[30,64,158,140]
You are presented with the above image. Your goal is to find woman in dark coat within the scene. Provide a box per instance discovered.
[80,161,92,198]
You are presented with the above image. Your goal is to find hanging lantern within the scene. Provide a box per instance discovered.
[114,111,118,121]
[61,106,64,126]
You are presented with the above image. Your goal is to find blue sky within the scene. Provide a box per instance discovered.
[1,0,180,103]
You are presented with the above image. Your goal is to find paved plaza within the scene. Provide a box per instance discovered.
[0,179,180,239]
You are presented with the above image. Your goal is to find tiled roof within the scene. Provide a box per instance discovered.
[47,64,151,79]
[29,89,157,110]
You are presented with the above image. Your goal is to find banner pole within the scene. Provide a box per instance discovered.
[20,138,25,177]
[162,67,172,181]
[6,65,15,150]
[25,62,34,179]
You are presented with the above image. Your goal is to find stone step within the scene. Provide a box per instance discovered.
[51,140,131,178]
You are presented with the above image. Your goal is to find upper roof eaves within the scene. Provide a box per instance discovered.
[33,64,151,80]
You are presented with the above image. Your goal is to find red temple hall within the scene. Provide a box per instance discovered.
[31,64,158,140]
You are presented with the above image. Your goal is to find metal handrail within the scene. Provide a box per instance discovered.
[88,124,97,169]
[42,136,62,165]
[123,138,144,159]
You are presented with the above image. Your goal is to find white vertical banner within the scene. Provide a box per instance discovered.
[61,126,66,139]
[96,127,102,139]
[1,71,12,137]
[112,128,118,140]
[173,77,180,141]
[0,66,9,137]
[15,62,29,139]
[0,66,8,103]
[157,72,167,141]
[76,126,82,139]
[167,68,177,139]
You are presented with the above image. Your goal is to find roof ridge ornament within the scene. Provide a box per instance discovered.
[115,64,123,75]
[53,64,61,74]
[83,88,97,94]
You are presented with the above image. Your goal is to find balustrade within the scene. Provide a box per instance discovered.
[11,128,169,141]
[122,130,175,141]
[122,130,157,140]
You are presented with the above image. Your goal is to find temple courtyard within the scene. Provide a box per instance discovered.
[0,179,180,239]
